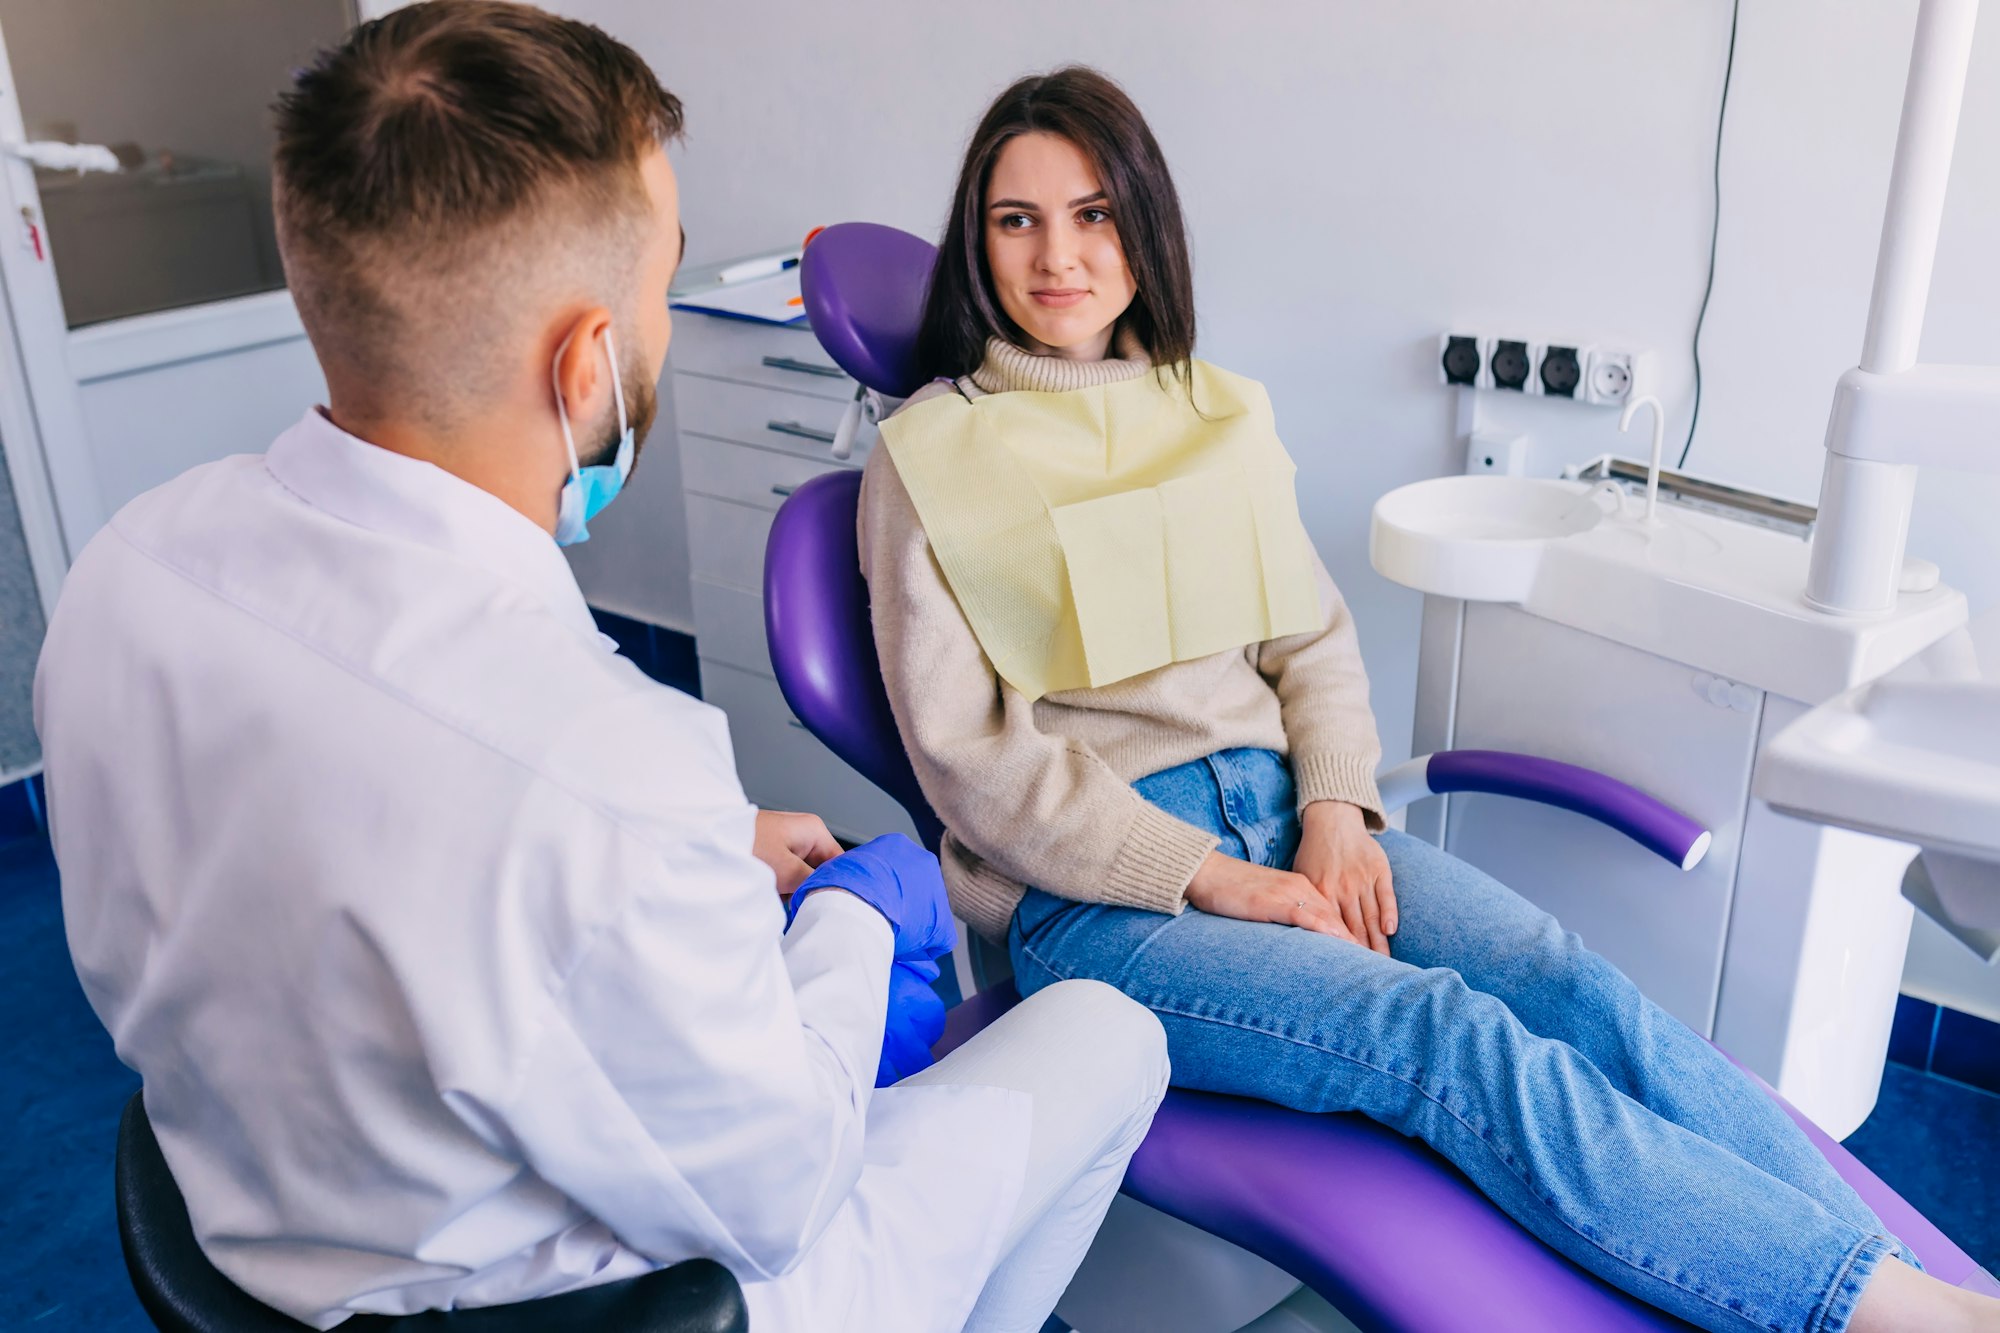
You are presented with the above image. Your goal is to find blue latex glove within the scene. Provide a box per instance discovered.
[785,834,955,962]
[876,958,948,1086]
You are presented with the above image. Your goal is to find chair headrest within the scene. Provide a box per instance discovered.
[799,223,938,399]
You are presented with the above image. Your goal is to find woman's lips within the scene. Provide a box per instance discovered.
[1030,288,1088,309]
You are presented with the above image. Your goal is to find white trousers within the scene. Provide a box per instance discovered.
[902,978,1170,1333]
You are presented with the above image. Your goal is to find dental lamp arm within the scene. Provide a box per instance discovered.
[1377,750,1712,872]
[1805,0,1993,615]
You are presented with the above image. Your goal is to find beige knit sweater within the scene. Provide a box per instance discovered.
[858,336,1384,941]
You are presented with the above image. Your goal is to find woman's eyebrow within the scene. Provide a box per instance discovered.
[988,191,1108,212]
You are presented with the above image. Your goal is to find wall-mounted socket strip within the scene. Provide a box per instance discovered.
[1465,429,1528,477]
[1439,331,1647,407]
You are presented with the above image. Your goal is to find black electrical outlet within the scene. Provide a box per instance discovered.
[1490,340,1530,391]
[1440,336,1481,386]
[1539,346,1582,398]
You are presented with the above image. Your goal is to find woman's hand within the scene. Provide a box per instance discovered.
[1184,849,1358,943]
[1292,801,1396,956]
[753,810,843,896]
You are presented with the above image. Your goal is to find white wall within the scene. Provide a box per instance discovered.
[553,0,2000,1012]
[570,0,1999,714]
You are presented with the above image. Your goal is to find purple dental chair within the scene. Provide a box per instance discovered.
[763,222,1993,1332]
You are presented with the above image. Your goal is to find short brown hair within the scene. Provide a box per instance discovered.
[273,0,682,425]
[916,67,1195,384]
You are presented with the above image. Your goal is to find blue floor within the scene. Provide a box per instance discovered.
[3,832,143,1331]
[5,819,1995,1330]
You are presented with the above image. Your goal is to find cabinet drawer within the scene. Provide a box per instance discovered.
[692,578,772,678]
[682,433,850,513]
[670,314,854,398]
[677,373,852,459]
[686,495,773,595]
[702,660,917,844]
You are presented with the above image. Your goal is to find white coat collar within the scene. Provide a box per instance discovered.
[265,408,601,641]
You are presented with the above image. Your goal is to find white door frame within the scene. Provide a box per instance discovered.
[0,19,107,609]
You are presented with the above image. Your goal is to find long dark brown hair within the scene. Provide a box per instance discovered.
[915,67,1196,383]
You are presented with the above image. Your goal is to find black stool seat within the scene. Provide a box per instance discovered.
[115,1093,748,1332]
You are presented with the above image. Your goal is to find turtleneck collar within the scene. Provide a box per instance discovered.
[967,327,1152,396]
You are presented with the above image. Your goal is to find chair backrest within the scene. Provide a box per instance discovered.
[115,1092,748,1333]
[763,471,944,852]
[763,223,947,852]
[796,222,937,397]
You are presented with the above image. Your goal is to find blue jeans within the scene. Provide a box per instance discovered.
[1008,748,1913,1333]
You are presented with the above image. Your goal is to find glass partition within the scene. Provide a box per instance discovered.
[0,0,355,328]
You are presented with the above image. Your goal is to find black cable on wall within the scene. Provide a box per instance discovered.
[1679,0,1742,472]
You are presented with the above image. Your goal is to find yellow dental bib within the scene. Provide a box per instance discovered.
[880,361,1323,701]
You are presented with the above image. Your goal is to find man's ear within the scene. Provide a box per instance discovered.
[550,306,615,418]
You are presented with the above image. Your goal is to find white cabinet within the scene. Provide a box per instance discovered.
[673,312,916,844]
[1410,594,1916,1136]
[1443,602,1761,1034]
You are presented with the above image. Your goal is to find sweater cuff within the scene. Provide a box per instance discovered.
[1292,752,1386,831]
[944,842,1029,945]
[1100,803,1219,916]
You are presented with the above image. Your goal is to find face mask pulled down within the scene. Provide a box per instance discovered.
[552,326,634,547]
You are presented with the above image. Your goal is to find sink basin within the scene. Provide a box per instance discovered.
[1370,476,1603,602]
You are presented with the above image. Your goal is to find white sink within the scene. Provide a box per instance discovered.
[1370,476,1604,603]
[1759,606,2000,940]
[1367,471,1967,710]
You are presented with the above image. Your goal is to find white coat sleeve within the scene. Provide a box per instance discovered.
[491,763,894,1281]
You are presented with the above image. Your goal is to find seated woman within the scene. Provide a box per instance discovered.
[857,65,1999,1333]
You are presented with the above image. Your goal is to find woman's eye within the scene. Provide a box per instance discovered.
[1079,207,1111,225]
[1000,213,1034,231]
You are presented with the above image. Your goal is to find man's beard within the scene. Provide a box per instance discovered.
[578,341,658,471]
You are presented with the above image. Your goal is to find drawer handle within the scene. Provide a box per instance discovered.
[771,483,796,498]
[767,419,836,445]
[762,355,846,380]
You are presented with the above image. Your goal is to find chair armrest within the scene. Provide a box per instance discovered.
[1376,750,1712,871]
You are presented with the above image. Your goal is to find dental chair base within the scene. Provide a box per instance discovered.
[1054,1202,1371,1332]
[1054,1196,1334,1333]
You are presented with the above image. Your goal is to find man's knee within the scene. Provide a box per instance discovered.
[1023,978,1169,1106]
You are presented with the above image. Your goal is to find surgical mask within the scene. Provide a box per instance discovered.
[552,325,633,547]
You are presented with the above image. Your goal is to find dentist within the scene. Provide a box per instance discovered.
[33,4,1165,1330]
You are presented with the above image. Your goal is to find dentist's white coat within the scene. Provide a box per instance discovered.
[36,409,1028,1331]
